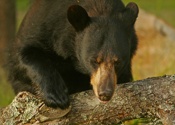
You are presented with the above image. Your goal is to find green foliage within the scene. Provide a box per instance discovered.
[0,67,14,108]
[0,0,30,108]
[123,0,175,27]
[16,0,30,11]
[122,118,151,125]
[16,0,30,28]
[115,118,152,125]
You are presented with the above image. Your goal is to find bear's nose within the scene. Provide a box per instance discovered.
[98,91,112,102]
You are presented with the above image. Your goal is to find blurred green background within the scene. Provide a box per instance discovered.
[17,0,175,28]
[0,0,175,112]
[124,0,175,27]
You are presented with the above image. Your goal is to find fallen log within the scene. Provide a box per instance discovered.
[0,75,175,125]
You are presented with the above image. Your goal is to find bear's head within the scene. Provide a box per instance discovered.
[67,3,138,102]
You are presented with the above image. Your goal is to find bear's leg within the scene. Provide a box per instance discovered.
[19,44,70,109]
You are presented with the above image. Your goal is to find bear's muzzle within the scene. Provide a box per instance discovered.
[90,62,116,102]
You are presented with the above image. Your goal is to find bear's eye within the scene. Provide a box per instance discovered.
[90,58,101,66]
[96,57,102,64]
[114,59,121,67]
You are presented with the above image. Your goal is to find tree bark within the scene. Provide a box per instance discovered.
[0,75,175,125]
[0,0,16,64]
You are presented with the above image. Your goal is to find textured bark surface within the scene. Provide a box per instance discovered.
[1,75,175,125]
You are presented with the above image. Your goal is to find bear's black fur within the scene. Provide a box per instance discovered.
[7,0,139,109]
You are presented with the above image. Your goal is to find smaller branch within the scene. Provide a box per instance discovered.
[0,75,175,125]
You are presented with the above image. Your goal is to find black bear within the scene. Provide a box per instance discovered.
[7,0,139,109]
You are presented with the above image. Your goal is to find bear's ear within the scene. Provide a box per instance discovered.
[67,5,90,32]
[120,2,139,27]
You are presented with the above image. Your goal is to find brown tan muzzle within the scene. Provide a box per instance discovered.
[91,63,117,102]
